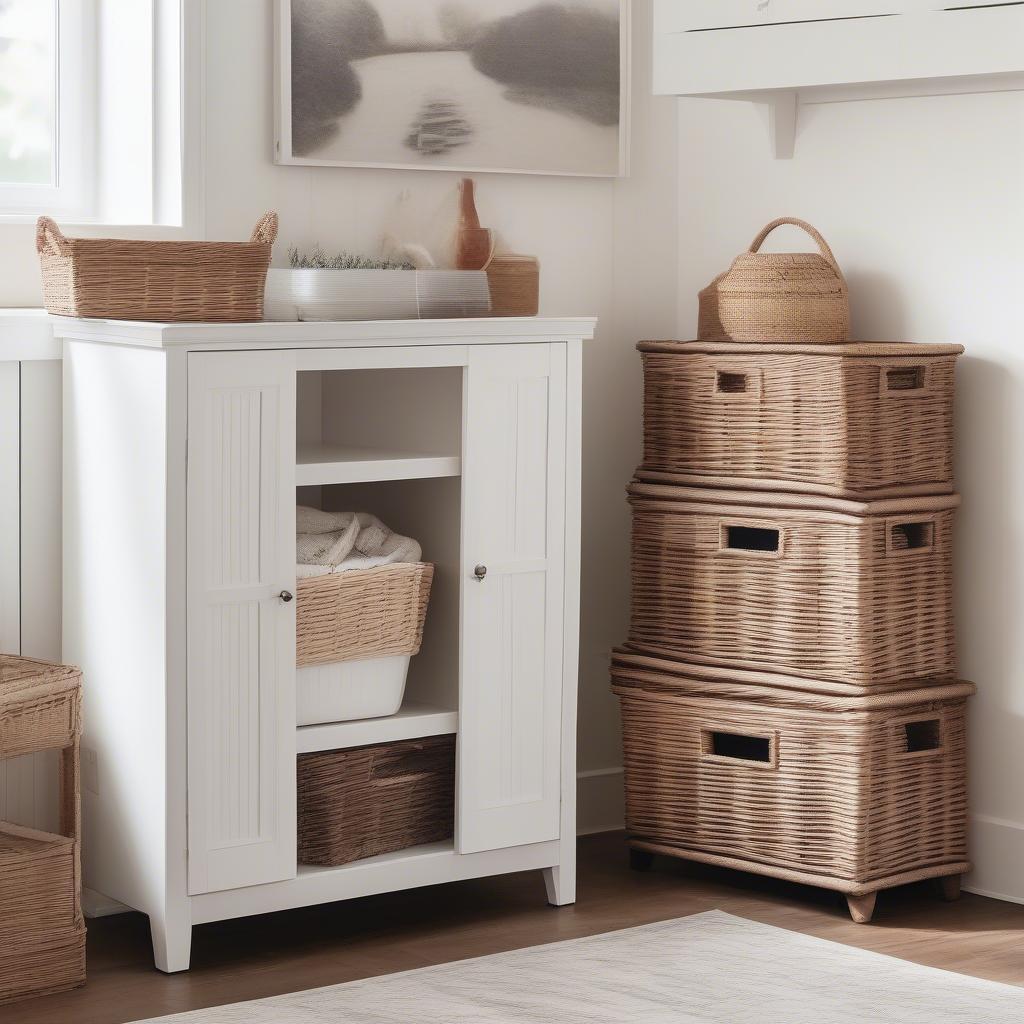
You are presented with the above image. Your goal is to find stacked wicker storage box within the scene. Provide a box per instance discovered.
[0,656,86,1004]
[614,337,969,923]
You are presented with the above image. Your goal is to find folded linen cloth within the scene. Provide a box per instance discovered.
[296,507,422,578]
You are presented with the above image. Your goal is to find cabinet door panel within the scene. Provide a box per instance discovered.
[186,352,296,895]
[458,344,566,854]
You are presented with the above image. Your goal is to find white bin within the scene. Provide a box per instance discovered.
[296,656,411,726]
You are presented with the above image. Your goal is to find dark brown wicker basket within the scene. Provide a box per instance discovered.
[298,735,455,866]
[628,483,958,691]
[639,340,963,499]
[613,651,973,902]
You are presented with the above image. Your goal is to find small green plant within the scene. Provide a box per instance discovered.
[287,245,414,270]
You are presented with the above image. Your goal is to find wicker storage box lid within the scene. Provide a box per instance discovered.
[612,652,973,895]
[37,213,277,323]
[627,482,959,692]
[638,339,963,500]
[702,218,850,344]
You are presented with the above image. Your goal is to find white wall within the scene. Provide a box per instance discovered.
[0,1,677,832]
[676,90,1024,901]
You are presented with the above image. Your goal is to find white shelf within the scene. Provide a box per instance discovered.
[296,442,461,487]
[296,701,458,754]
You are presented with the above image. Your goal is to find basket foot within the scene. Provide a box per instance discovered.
[846,891,877,924]
[937,874,962,902]
[630,848,655,873]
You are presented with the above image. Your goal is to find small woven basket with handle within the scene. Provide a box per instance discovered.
[37,213,278,322]
[710,218,850,343]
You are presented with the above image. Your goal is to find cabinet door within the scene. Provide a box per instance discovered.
[186,351,297,895]
[458,344,566,853]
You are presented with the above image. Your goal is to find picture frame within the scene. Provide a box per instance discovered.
[274,0,630,178]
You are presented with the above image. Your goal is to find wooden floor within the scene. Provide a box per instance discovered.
[8,831,1024,1023]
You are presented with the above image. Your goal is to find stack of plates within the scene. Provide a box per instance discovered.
[263,269,492,322]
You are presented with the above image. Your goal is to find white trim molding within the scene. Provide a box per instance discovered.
[964,814,1024,906]
[577,766,625,836]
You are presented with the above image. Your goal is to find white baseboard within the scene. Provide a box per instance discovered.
[576,765,624,836]
[83,887,130,919]
[964,814,1024,905]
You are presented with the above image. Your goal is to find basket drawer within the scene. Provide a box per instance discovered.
[298,735,455,866]
[0,823,80,937]
[628,483,958,690]
[640,341,961,499]
[613,663,973,886]
[296,563,434,668]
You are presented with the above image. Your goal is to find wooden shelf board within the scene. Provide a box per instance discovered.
[296,701,458,754]
[296,443,461,486]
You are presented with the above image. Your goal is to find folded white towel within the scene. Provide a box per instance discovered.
[296,507,422,578]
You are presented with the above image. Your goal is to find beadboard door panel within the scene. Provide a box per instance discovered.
[458,344,566,855]
[186,351,297,896]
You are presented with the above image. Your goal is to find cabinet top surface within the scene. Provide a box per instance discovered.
[48,315,598,350]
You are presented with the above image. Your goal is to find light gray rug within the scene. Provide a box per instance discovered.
[136,910,1024,1023]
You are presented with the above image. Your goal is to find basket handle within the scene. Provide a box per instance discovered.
[250,211,279,245]
[747,217,843,276]
[36,216,72,257]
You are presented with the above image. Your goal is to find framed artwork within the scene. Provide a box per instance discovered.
[275,0,629,177]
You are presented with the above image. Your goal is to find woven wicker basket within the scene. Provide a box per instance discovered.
[37,212,277,322]
[639,340,963,499]
[612,652,973,909]
[0,655,81,759]
[627,483,958,691]
[0,656,85,1004]
[296,562,434,668]
[710,218,850,344]
[298,735,455,866]
[486,253,540,316]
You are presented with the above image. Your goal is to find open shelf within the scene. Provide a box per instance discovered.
[296,442,461,487]
[296,701,458,754]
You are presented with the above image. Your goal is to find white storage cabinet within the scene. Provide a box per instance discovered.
[58,316,593,972]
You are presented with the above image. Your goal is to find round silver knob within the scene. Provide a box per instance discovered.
[279,590,294,603]
[474,565,488,580]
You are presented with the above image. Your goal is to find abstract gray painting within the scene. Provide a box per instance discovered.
[278,0,626,176]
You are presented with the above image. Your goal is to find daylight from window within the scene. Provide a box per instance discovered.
[0,0,55,186]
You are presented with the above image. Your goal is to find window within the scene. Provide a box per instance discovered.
[0,0,90,217]
[0,0,197,227]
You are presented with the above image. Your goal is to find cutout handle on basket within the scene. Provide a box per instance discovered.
[370,744,444,787]
[888,520,934,555]
[721,523,782,556]
[35,216,72,257]
[250,211,279,246]
[701,729,777,767]
[897,717,944,757]
[747,217,844,278]
[881,365,928,396]
[716,370,748,394]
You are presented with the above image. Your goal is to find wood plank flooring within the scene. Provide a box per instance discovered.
[6,831,1024,1024]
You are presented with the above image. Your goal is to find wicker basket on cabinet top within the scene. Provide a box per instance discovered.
[611,650,973,914]
[639,340,963,499]
[37,213,277,322]
[627,483,958,692]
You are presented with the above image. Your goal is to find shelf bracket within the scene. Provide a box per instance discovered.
[757,91,798,159]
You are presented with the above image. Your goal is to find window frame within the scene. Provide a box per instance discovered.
[0,0,96,219]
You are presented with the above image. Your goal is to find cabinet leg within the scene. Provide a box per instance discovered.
[543,865,576,907]
[846,891,877,924]
[937,874,962,902]
[630,848,655,873]
[150,913,192,973]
